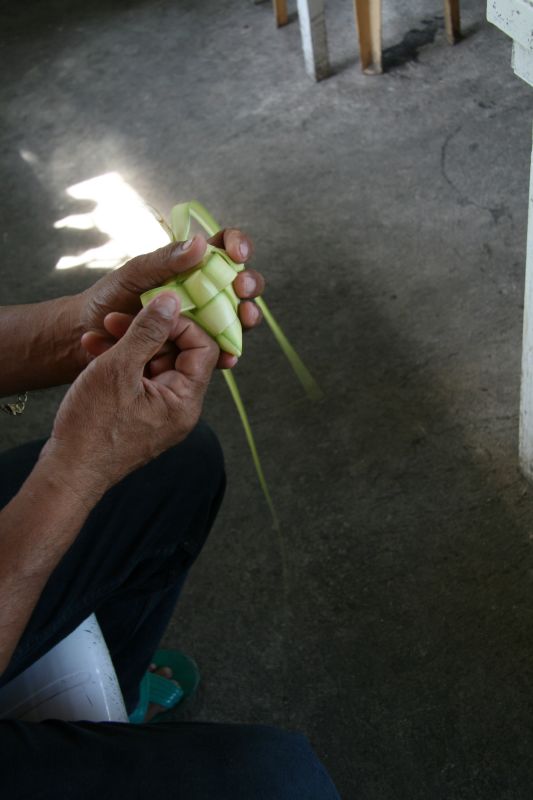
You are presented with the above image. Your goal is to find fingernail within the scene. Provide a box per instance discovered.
[180,238,194,251]
[242,274,255,294]
[239,239,249,260]
[151,294,177,318]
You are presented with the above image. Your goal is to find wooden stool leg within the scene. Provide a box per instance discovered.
[354,0,382,74]
[444,0,461,44]
[273,0,289,27]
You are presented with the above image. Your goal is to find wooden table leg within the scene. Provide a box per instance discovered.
[273,0,289,27]
[354,0,382,74]
[444,0,461,44]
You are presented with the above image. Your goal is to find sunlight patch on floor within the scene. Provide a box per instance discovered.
[54,172,168,270]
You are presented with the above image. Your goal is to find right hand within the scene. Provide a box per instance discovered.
[41,292,219,504]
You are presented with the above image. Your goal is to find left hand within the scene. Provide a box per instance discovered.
[77,228,264,370]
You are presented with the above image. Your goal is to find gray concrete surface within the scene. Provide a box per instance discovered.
[2,0,533,797]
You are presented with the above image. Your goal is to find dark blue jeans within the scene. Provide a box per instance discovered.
[0,423,340,799]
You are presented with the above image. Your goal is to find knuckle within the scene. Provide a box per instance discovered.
[118,244,176,292]
[133,242,175,269]
[105,357,126,384]
[152,242,177,265]
[132,315,168,346]
[194,346,218,385]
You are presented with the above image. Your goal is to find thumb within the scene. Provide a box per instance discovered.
[120,236,207,295]
[115,292,180,372]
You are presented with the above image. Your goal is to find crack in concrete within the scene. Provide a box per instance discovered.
[440,125,509,224]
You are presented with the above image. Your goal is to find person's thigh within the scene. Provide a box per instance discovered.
[0,719,341,800]
[0,421,225,686]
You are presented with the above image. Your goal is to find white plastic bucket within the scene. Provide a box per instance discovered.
[0,614,128,722]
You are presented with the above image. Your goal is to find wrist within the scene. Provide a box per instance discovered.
[35,440,111,512]
[0,295,87,396]
[53,293,87,379]
[1,447,105,583]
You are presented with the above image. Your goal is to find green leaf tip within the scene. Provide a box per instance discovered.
[170,203,192,241]
[222,369,280,531]
[255,296,323,402]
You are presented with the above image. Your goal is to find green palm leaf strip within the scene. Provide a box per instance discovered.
[255,296,323,401]
[222,368,279,530]
[141,201,321,528]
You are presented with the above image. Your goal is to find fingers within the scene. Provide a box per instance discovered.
[147,333,238,372]
[83,312,176,370]
[147,349,177,377]
[238,300,262,330]
[80,331,116,359]
[104,295,263,336]
[103,311,134,340]
[208,228,253,264]
[114,293,181,377]
[152,316,218,393]
[114,236,208,309]
[233,268,265,299]
[80,313,134,360]
[217,352,239,370]
[149,340,239,373]
[85,307,243,373]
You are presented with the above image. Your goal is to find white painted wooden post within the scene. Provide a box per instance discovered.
[296,0,330,80]
[519,150,533,477]
[487,0,533,477]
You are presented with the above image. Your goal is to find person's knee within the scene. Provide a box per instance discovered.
[121,417,224,519]
[142,421,225,556]
[220,725,340,800]
[78,420,225,577]
[173,419,225,496]
[143,420,225,503]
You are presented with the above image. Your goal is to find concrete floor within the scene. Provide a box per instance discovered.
[2,0,533,796]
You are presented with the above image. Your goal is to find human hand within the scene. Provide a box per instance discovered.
[41,292,218,502]
[76,229,265,371]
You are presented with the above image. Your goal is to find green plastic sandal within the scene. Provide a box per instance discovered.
[129,649,200,724]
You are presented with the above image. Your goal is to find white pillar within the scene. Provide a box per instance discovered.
[488,0,533,477]
[519,131,533,476]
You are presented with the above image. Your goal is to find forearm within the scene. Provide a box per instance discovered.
[0,295,85,395]
[0,453,105,678]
